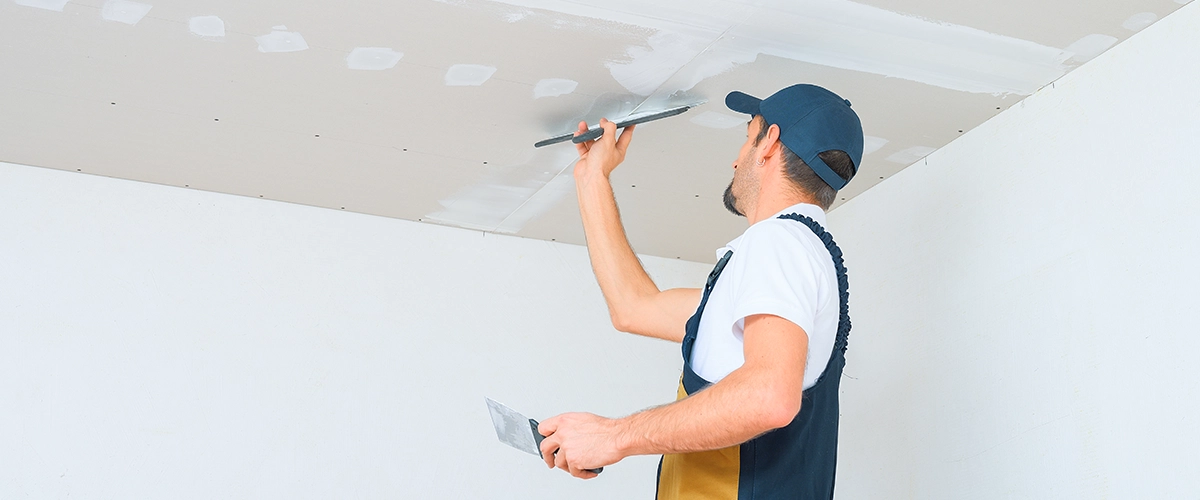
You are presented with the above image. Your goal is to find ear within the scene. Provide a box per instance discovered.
[760,124,784,162]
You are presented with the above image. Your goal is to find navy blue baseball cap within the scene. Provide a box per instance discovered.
[725,84,864,191]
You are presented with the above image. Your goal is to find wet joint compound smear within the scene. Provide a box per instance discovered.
[423,91,653,234]
[439,0,1081,97]
[424,147,581,233]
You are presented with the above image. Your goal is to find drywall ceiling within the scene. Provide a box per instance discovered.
[1,0,1190,262]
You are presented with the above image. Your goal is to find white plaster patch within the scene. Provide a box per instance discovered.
[503,9,532,22]
[1122,12,1157,31]
[445,64,496,86]
[690,111,746,129]
[425,148,580,233]
[100,0,151,25]
[1065,34,1118,63]
[1175,0,1193,4]
[13,0,70,12]
[604,29,765,97]
[188,16,225,38]
[863,136,889,156]
[886,146,937,165]
[256,29,308,53]
[426,99,705,232]
[533,78,578,98]
[272,25,287,30]
[450,0,1076,96]
[346,47,404,70]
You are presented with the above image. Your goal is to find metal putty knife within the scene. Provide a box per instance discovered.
[485,397,603,474]
[533,105,692,148]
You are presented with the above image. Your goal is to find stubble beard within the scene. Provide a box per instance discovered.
[724,148,757,217]
[723,180,743,217]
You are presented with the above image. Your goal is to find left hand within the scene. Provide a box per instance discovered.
[537,412,624,479]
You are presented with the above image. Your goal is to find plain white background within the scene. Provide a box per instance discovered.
[830,2,1200,497]
[0,161,709,499]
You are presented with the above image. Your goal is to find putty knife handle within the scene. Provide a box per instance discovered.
[531,418,604,474]
[571,128,604,144]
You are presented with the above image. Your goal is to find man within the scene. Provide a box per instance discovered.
[537,84,863,499]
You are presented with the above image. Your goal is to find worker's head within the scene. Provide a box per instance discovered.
[723,84,864,215]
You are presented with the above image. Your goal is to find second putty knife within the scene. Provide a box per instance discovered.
[485,397,603,474]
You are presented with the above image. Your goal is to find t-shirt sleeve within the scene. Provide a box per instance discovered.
[724,221,825,341]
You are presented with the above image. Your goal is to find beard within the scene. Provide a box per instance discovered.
[723,180,743,217]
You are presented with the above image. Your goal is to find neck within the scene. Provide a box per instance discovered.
[746,185,818,225]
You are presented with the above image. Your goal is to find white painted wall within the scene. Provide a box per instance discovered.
[830,3,1200,498]
[0,162,709,499]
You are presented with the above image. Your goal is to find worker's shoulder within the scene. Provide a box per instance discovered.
[742,215,823,246]
[738,216,829,261]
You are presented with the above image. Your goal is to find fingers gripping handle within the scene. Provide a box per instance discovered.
[534,105,692,148]
[571,127,605,144]
[569,105,690,144]
[531,419,604,474]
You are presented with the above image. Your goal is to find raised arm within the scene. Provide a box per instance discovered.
[572,119,700,343]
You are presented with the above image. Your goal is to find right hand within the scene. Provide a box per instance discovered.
[572,118,635,181]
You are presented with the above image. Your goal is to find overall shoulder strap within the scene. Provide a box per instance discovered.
[777,213,852,354]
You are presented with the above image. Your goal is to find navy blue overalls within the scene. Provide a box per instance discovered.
[656,213,852,500]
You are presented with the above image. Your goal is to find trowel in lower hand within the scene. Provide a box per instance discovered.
[485,397,603,474]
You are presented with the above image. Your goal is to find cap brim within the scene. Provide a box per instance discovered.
[725,91,762,116]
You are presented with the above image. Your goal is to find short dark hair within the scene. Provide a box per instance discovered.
[754,116,855,210]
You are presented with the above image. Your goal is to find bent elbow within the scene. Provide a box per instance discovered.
[761,395,802,430]
[609,310,634,333]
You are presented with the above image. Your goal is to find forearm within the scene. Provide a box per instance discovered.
[613,366,798,456]
[575,170,660,327]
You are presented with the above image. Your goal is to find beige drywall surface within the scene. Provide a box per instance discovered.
[828,2,1200,497]
[1,0,1189,262]
[0,160,711,499]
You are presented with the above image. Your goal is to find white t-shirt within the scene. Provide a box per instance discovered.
[689,203,839,390]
